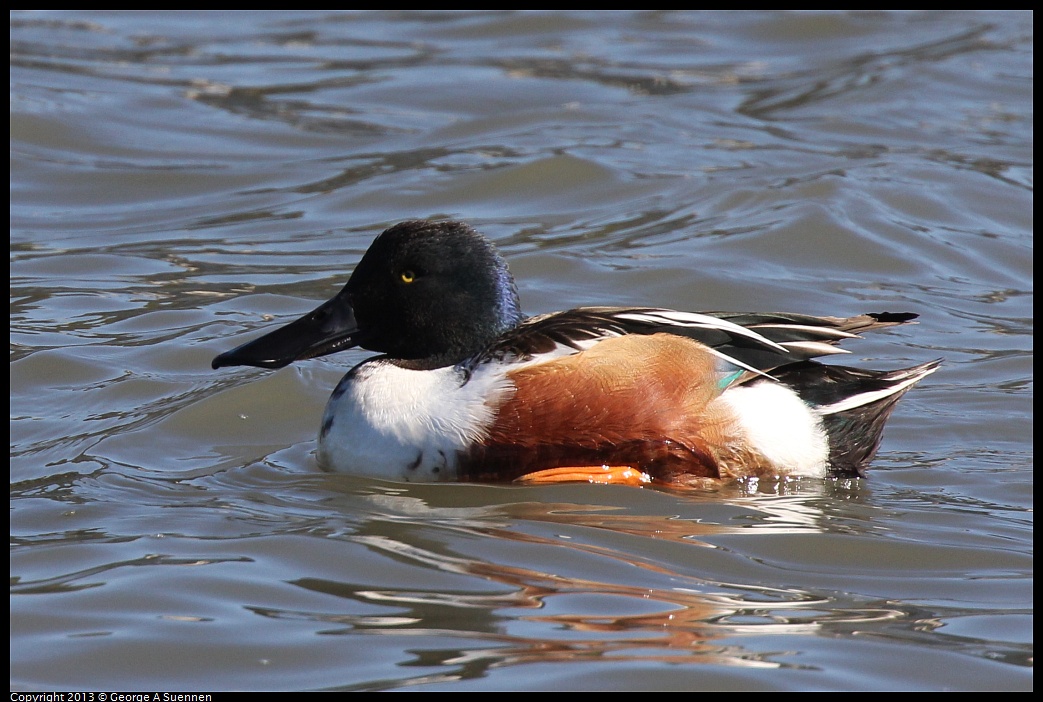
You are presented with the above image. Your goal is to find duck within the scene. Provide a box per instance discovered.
[212,219,939,487]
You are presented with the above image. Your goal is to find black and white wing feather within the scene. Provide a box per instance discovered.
[468,306,918,377]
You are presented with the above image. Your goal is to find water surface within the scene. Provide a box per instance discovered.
[10,10,1032,691]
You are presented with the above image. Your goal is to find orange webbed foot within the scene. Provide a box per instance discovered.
[514,465,652,487]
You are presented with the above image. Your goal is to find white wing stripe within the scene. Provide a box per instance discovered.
[613,311,788,352]
[750,323,860,339]
[816,368,937,414]
[782,341,851,356]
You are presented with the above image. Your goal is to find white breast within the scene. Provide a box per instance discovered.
[317,360,513,481]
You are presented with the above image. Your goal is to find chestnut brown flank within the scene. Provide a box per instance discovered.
[460,334,753,482]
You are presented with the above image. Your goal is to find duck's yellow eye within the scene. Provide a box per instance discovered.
[399,269,415,284]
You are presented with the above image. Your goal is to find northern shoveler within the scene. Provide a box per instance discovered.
[212,219,939,487]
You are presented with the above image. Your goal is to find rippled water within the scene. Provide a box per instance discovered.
[11,11,1032,691]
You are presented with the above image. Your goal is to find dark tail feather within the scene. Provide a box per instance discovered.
[774,359,941,477]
